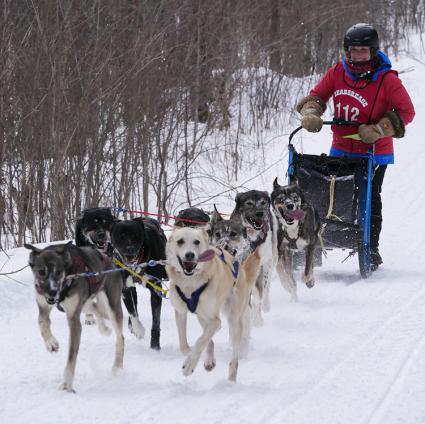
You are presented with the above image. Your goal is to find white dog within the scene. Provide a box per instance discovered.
[166,226,261,382]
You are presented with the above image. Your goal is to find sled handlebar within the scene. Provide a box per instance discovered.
[288,119,360,145]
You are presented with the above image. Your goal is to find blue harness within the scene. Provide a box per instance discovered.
[175,282,209,313]
[217,248,239,281]
[175,249,239,313]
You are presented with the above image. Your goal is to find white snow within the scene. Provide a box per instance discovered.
[1,34,425,424]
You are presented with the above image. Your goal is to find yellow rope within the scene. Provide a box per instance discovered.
[326,175,343,222]
[113,258,169,298]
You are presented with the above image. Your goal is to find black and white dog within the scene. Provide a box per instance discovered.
[231,190,278,327]
[75,207,117,324]
[271,178,321,301]
[111,217,167,350]
[75,207,116,254]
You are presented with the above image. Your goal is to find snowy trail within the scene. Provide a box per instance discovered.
[273,275,425,424]
[1,261,425,424]
[1,39,425,424]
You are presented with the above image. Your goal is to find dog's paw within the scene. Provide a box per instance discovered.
[45,337,59,352]
[204,357,216,372]
[228,359,238,382]
[302,274,315,288]
[129,317,145,340]
[182,354,199,376]
[112,364,124,375]
[84,314,96,325]
[58,382,76,393]
[150,340,161,351]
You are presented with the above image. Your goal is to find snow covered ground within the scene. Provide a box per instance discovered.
[1,35,425,424]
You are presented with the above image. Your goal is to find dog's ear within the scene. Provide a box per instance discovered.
[234,192,244,207]
[273,177,280,190]
[24,243,41,253]
[25,244,41,267]
[211,205,223,223]
[232,192,245,220]
[74,219,86,246]
[137,218,146,230]
[230,209,241,222]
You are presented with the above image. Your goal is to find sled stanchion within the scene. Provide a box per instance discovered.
[359,152,374,278]
[288,144,295,184]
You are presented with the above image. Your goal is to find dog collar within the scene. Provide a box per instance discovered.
[175,282,209,313]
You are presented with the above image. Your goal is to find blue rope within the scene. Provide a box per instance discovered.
[67,267,125,279]
[142,272,169,299]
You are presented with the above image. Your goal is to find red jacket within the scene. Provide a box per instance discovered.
[310,57,415,164]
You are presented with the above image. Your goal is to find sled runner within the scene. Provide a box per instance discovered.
[287,119,374,278]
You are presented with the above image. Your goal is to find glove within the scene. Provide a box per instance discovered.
[296,95,326,133]
[301,113,323,132]
[358,117,395,144]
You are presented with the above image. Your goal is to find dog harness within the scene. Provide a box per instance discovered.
[71,253,108,295]
[279,227,300,251]
[217,248,239,281]
[175,282,209,313]
[35,248,111,310]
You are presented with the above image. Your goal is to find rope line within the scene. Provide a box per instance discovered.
[326,175,343,222]
[113,258,169,299]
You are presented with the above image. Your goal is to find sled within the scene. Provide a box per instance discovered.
[287,119,374,278]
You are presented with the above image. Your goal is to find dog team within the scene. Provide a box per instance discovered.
[26,179,321,392]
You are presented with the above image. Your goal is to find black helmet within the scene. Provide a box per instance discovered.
[343,23,379,56]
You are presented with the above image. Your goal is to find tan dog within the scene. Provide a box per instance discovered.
[166,226,261,382]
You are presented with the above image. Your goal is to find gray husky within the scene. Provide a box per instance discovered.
[25,241,124,392]
[271,178,321,301]
[209,205,251,262]
[231,190,278,327]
